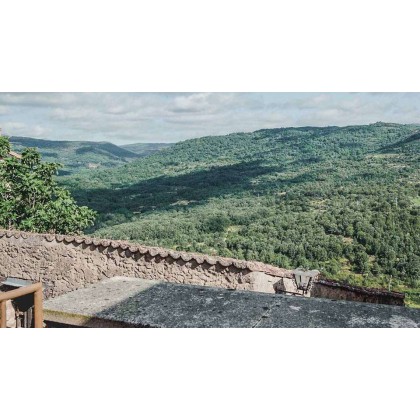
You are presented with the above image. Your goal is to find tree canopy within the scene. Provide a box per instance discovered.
[0,135,96,234]
[61,123,420,300]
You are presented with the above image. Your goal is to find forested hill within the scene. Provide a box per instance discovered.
[120,142,171,156]
[62,123,420,302]
[9,136,163,175]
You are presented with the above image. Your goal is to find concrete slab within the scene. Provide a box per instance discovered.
[43,277,420,328]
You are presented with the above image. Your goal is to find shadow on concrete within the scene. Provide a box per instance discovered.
[43,278,420,328]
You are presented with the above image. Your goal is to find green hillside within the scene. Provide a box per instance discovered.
[10,137,160,175]
[62,123,420,301]
[120,142,171,156]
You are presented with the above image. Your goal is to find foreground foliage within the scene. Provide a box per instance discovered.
[61,123,419,294]
[0,135,96,234]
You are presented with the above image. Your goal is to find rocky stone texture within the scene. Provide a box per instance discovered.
[43,277,420,328]
[0,230,292,297]
[274,276,305,295]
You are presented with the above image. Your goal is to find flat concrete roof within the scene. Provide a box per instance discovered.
[43,277,420,328]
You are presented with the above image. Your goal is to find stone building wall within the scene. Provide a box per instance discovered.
[0,230,405,305]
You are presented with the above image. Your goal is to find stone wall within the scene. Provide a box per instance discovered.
[0,230,405,306]
[0,230,290,298]
[311,279,405,306]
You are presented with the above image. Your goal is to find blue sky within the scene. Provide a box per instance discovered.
[0,93,419,144]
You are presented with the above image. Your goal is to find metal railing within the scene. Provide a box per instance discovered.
[0,282,43,328]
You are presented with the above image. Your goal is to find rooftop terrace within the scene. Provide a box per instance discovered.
[43,277,420,328]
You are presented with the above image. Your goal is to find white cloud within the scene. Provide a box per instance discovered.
[0,93,419,144]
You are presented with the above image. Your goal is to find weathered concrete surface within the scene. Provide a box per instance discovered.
[43,277,420,328]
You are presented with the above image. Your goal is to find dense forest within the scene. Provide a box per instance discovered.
[120,142,170,156]
[61,123,420,304]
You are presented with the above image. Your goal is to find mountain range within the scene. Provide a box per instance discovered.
[57,123,420,304]
[9,136,170,175]
[8,124,419,304]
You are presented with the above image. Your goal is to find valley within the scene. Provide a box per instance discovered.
[10,136,169,175]
[58,123,420,302]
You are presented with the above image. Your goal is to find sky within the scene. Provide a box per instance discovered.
[0,92,419,145]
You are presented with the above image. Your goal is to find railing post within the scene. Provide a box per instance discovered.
[0,282,43,328]
[33,286,43,328]
[0,300,6,328]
